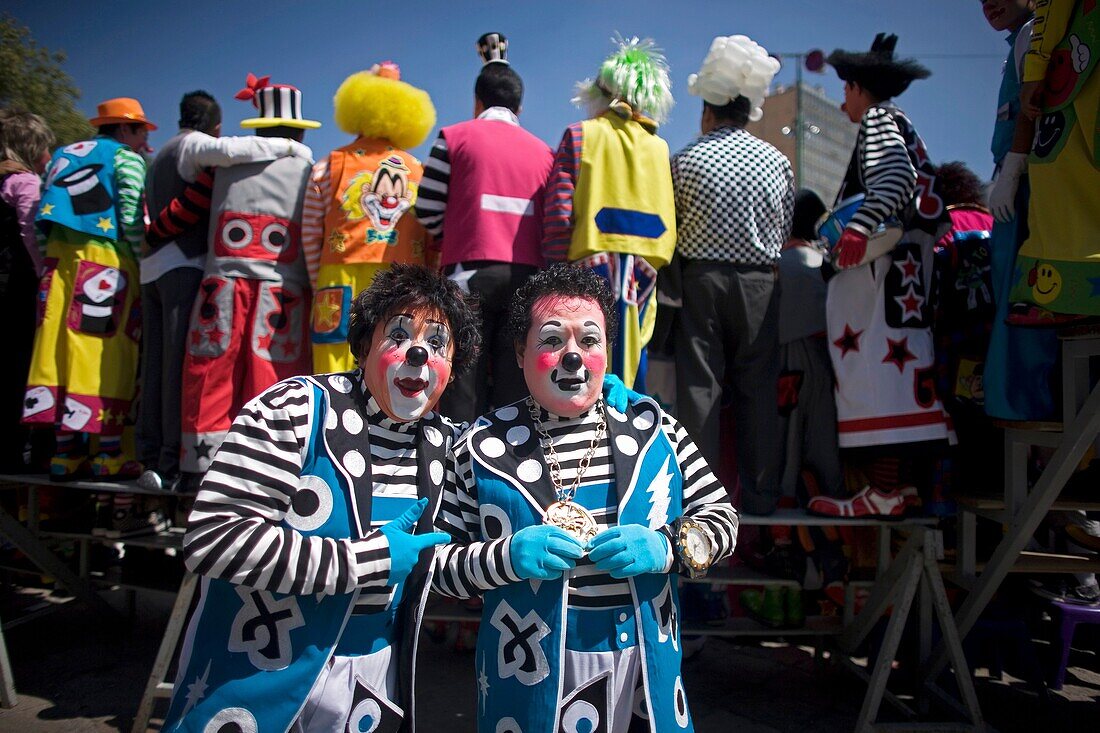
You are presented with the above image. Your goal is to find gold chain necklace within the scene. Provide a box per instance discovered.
[526,397,605,543]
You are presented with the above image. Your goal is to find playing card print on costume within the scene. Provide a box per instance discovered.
[251,282,306,363]
[190,277,233,357]
[67,260,128,335]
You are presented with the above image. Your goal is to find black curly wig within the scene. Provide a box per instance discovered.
[935,161,987,209]
[508,263,618,346]
[347,264,481,375]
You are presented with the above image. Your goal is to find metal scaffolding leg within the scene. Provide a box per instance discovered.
[131,572,198,733]
[925,380,1100,683]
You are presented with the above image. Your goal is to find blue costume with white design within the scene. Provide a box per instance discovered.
[37,137,123,239]
[165,372,451,733]
[437,392,738,733]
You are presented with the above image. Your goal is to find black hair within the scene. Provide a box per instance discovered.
[179,90,221,134]
[475,64,524,114]
[792,189,827,241]
[256,124,305,142]
[97,122,144,139]
[704,96,751,128]
[347,264,481,375]
[935,161,986,208]
[839,73,909,103]
[508,263,618,346]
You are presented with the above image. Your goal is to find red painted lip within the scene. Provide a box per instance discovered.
[394,377,428,398]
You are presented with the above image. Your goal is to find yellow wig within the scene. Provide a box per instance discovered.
[334,65,436,150]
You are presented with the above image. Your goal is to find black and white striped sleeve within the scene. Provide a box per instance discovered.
[432,432,522,599]
[849,106,917,236]
[413,132,450,237]
[659,413,739,569]
[182,379,392,596]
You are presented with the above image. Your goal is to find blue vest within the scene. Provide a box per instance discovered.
[992,24,1027,165]
[37,137,124,240]
[466,397,694,733]
[163,372,450,733]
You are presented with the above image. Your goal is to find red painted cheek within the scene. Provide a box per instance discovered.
[378,349,405,371]
[537,352,558,371]
[584,354,605,372]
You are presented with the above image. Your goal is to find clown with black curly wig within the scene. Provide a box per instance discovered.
[165,265,478,733]
[432,262,738,733]
[304,62,438,374]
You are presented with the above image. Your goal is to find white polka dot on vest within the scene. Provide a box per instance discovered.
[328,375,353,393]
[343,449,366,477]
[326,409,338,430]
[506,425,530,446]
[495,405,519,421]
[423,425,444,446]
[632,410,655,431]
[615,434,639,456]
[481,437,506,458]
[606,405,628,422]
[429,460,445,484]
[517,459,543,482]
[342,409,363,435]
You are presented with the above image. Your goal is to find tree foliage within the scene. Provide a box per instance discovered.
[0,14,93,147]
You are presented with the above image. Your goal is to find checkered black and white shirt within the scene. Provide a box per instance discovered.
[671,126,795,265]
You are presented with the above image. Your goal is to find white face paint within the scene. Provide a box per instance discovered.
[362,311,454,422]
[518,296,607,419]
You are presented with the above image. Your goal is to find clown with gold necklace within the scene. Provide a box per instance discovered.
[434,264,738,733]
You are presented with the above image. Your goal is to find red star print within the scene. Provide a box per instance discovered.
[207,326,225,345]
[277,338,298,357]
[882,336,918,373]
[256,332,274,353]
[833,324,864,357]
[894,251,921,286]
[190,329,203,347]
[894,285,925,320]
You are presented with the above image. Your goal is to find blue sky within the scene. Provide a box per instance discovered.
[10,0,1007,180]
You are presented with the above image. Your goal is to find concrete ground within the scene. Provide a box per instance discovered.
[0,586,1097,732]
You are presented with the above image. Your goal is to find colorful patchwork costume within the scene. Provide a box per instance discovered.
[1009,0,1100,316]
[179,76,317,474]
[23,101,151,476]
[303,63,435,373]
[543,38,677,391]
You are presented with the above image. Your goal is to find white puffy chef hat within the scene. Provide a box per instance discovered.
[687,35,780,122]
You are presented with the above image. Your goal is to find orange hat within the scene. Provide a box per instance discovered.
[88,98,157,130]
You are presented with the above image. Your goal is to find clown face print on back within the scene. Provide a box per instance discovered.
[518,296,607,418]
[362,309,454,421]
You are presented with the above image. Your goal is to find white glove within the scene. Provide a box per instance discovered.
[989,152,1027,223]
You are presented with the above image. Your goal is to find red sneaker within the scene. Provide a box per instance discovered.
[807,485,906,519]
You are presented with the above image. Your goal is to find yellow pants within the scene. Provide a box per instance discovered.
[23,231,140,435]
[311,261,390,373]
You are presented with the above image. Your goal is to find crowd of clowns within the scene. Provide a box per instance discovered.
[0,0,1097,730]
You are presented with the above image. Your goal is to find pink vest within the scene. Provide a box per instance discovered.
[440,118,552,268]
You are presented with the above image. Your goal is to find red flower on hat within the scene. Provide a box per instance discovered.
[235,73,272,108]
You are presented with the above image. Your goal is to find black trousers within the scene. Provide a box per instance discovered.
[136,267,203,476]
[0,256,38,469]
[440,261,537,424]
[675,259,781,515]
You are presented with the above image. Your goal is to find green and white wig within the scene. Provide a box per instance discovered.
[572,36,674,125]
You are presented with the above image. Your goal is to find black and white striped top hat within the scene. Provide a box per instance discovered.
[236,73,322,130]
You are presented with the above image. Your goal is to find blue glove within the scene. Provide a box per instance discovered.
[602,374,646,413]
[509,525,585,580]
[587,525,670,579]
[380,498,451,586]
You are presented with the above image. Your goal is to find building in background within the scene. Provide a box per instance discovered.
[747,82,855,204]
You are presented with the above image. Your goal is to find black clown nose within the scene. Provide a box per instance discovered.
[562,352,583,372]
[406,346,429,368]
